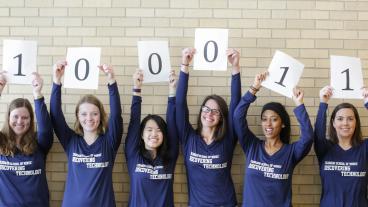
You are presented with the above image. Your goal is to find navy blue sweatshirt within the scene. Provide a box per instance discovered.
[0,97,53,207]
[175,71,241,206]
[125,95,178,207]
[314,102,368,207]
[50,83,123,207]
[233,91,313,207]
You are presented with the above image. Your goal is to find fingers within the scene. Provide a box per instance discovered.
[0,71,7,87]
[319,85,333,101]
[98,64,113,73]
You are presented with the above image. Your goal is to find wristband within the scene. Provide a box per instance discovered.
[250,85,259,92]
[132,88,141,93]
[181,63,189,67]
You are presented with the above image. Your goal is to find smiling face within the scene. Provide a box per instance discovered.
[142,119,163,151]
[9,107,31,138]
[261,110,283,141]
[200,99,221,128]
[333,108,356,140]
[77,103,101,134]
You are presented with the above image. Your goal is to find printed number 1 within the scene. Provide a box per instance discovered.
[274,67,289,87]
[13,54,25,76]
[341,68,353,91]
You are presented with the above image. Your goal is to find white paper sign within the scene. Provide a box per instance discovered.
[262,50,304,98]
[2,40,37,84]
[331,55,364,99]
[137,41,171,83]
[64,47,101,90]
[193,28,228,71]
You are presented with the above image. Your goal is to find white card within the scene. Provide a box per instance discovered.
[193,28,228,71]
[2,39,37,84]
[64,47,101,90]
[331,55,364,99]
[137,41,171,83]
[262,50,304,98]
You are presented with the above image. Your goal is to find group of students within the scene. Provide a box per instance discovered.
[0,48,367,207]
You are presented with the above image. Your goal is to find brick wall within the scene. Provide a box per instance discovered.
[1,0,368,206]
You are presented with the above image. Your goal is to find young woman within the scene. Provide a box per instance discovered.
[50,61,123,207]
[233,72,313,207]
[125,70,178,206]
[314,86,368,207]
[0,72,53,206]
[176,48,241,206]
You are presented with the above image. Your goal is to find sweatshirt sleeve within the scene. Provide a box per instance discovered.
[34,97,54,154]
[124,95,141,168]
[292,104,314,162]
[50,83,75,151]
[233,91,259,154]
[227,73,241,146]
[313,102,333,163]
[167,97,179,162]
[175,71,195,145]
[105,82,123,152]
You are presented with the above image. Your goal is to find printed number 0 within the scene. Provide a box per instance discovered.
[204,40,218,63]
[75,58,90,81]
[148,53,162,75]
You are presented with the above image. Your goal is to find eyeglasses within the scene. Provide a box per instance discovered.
[201,105,221,116]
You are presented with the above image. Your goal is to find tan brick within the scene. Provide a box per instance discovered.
[83,0,111,7]
[39,28,67,37]
[126,28,154,37]
[0,17,24,26]
[199,19,227,28]
[200,0,227,8]
[301,11,329,20]
[10,8,38,16]
[315,40,343,49]
[155,28,183,37]
[214,9,242,18]
[68,8,96,16]
[287,39,314,49]
[330,30,358,39]
[10,27,38,36]
[287,20,315,29]
[171,0,199,8]
[54,17,82,26]
[156,9,184,17]
[25,17,53,26]
[272,29,300,38]
[184,9,213,18]
[171,19,199,28]
[141,18,170,27]
[258,0,286,9]
[331,11,357,20]
[54,0,82,7]
[97,8,125,16]
[40,8,68,16]
[346,2,368,11]
[68,27,96,36]
[316,20,343,30]
[112,0,140,7]
[258,19,286,29]
[126,8,154,17]
[229,0,257,9]
[242,10,271,19]
[287,1,315,10]
[0,0,24,7]
[257,38,285,48]
[301,30,329,39]
[83,17,111,26]
[272,10,300,19]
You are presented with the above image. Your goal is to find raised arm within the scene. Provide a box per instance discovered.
[233,72,267,153]
[291,88,313,162]
[50,60,75,150]
[227,49,241,145]
[99,64,123,152]
[314,86,334,161]
[0,71,6,96]
[175,48,196,144]
[32,72,53,153]
[167,70,179,161]
[125,70,143,161]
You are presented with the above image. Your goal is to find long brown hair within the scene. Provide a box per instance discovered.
[329,103,362,147]
[0,98,37,156]
[74,95,107,136]
[196,95,228,142]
